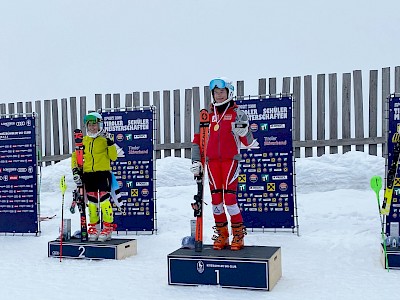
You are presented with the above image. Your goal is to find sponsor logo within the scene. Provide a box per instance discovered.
[279,182,288,191]
[116,134,124,142]
[141,188,149,197]
[197,261,205,273]
[136,182,149,186]
[270,124,285,129]
[250,123,258,132]
[134,134,147,139]
[249,174,258,183]
[272,175,287,180]
[249,186,264,191]
[260,123,268,131]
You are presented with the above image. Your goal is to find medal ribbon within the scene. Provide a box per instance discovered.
[213,105,230,131]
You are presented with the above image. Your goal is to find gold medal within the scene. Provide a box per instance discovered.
[214,124,220,131]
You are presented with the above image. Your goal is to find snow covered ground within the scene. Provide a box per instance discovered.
[1,151,399,300]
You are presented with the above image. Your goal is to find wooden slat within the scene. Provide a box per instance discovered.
[70,97,78,138]
[328,73,338,154]
[52,99,60,161]
[125,93,133,111]
[294,136,385,147]
[173,89,181,157]
[133,92,140,107]
[8,103,15,117]
[269,78,276,95]
[342,73,351,153]
[113,94,120,112]
[80,96,87,131]
[395,66,400,94]
[368,70,378,155]
[0,104,6,117]
[204,86,211,110]
[162,90,171,157]
[25,102,32,113]
[61,98,70,154]
[184,89,193,159]
[153,91,161,159]
[143,92,150,107]
[237,80,244,100]
[17,102,23,115]
[105,94,111,109]
[304,75,313,157]
[40,153,71,162]
[293,76,301,158]
[44,100,51,165]
[282,77,291,94]
[259,78,267,96]
[382,67,390,149]
[353,70,364,152]
[192,87,200,130]
[35,100,42,162]
[317,74,325,156]
[95,94,102,112]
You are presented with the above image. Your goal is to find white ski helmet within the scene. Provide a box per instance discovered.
[84,112,103,138]
[209,77,235,106]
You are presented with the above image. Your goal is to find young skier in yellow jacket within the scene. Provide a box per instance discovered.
[71,112,118,242]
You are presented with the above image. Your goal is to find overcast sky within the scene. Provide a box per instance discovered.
[1,0,399,104]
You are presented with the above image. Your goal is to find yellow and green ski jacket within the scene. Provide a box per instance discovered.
[71,135,118,173]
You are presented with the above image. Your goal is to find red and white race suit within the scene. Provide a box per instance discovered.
[192,102,255,224]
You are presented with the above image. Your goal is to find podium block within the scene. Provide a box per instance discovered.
[381,244,400,269]
[168,245,281,291]
[48,237,137,260]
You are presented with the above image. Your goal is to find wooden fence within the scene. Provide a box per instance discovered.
[1,66,399,164]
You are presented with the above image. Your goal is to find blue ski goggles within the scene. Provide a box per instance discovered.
[209,78,230,90]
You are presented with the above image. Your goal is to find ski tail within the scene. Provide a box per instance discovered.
[194,109,210,252]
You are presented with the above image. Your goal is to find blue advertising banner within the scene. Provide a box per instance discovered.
[236,97,295,229]
[385,96,400,235]
[102,108,156,232]
[0,116,38,233]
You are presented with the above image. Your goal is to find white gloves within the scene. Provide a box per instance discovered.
[190,161,203,176]
[232,121,249,137]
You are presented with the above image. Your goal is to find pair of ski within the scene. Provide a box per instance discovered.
[71,129,88,242]
[370,131,400,270]
[191,109,210,252]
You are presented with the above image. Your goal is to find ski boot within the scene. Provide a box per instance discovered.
[98,222,113,242]
[231,223,247,251]
[88,223,100,242]
[212,222,229,250]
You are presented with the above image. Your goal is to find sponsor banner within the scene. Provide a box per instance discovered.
[236,97,295,229]
[385,96,400,235]
[0,116,38,233]
[103,109,155,232]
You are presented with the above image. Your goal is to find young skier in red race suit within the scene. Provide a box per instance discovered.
[191,77,258,251]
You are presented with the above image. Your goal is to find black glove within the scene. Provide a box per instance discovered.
[100,129,114,146]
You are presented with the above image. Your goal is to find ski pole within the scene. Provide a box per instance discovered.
[370,176,389,271]
[59,176,67,262]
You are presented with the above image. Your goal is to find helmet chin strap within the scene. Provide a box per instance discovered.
[213,98,231,106]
